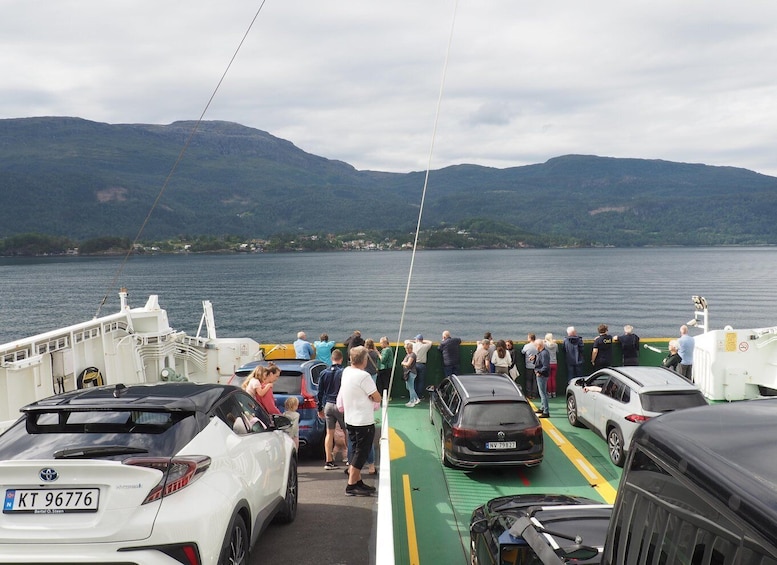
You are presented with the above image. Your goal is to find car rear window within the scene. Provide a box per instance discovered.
[28,410,180,432]
[640,391,707,413]
[460,401,535,428]
[0,411,199,460]
[273,372,303,395]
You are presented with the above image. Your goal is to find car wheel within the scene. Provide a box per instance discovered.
[274,458,298,523]
[220,514,248,565]
[441,431,453,468]
[566,394,584,428]
[607,426,626,467]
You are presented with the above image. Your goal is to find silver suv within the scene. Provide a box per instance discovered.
[565,366,707,466]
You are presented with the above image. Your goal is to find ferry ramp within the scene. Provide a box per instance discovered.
[388,395,622,565]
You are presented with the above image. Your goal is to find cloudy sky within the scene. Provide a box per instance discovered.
[3,0,777,176]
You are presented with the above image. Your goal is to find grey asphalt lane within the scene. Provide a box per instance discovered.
[250,450,380,565]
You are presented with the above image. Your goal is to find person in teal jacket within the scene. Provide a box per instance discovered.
[314,333,336,366]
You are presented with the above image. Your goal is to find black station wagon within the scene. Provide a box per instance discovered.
[429,373,543,469]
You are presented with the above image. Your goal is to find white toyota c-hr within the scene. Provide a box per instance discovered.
[0,382,297,564]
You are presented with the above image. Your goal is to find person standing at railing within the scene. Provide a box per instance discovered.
[563,326,584,381]
[492,340,512,375]
[401,342,420,407]
[439,330,462,377]
[377,337,393,397]
[533,339,550,418]
[294,331,315,360]
[521,334,538,398]
[406,334,432,400]
[471,339,490,374]
[314,333,336,366]
[662,340,682,372]
[544,333,559,397]
[591,324,613,371]
[615,325,640,366]
[344,330,364,360]
[677,325,695,381]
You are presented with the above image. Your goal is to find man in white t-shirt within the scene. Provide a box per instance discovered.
[340,346,381,496]
[405,334,432,400]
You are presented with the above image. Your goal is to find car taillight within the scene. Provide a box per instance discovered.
[452,426,478,439]
[300,376,318,409]
[300,396,318,409]
[526,425,543,438]
[124,456,211,504]
[625,414,651,423]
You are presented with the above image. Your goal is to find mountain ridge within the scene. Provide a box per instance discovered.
[1,116,775,245]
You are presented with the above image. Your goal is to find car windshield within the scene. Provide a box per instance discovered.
[460,401,535,428]
[641,391,707,412]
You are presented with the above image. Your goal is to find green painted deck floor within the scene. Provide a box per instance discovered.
[386,396,623,565]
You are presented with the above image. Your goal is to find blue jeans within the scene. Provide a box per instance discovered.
[536,375,549,414]
[443,364,459,377]
[405,372,419,403]
[414,363,426,398]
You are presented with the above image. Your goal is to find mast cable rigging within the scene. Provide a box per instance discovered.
[95,0,269,318]
[387,0,459,407]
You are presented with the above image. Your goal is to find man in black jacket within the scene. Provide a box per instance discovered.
[438,330,462,377]
[317,349,346,470]
[563,326,584,380]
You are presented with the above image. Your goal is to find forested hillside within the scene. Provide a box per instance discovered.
[1,117,776,246]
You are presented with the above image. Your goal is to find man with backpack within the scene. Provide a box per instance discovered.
[317,349,346,470]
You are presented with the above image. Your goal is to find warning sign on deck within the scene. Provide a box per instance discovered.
[725,332,737,352]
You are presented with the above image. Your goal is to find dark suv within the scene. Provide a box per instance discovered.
[470,494,610,564]
[602,399,777,564]
[229,358,327,454]
[429,373,543,469]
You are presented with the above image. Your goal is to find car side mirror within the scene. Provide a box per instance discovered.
[272,414,292,431]
[469,517,489,534]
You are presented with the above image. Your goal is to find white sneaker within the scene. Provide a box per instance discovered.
[405,401,415,407]
[413,398,421,405]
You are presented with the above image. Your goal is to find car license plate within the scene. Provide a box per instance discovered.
[4,488,99,514]
[486,441,516,450]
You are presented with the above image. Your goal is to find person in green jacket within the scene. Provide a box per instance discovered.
[377,336,394,396]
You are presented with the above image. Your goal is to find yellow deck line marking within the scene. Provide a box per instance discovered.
[389,426,406,460]
[532,402,618,504]
[403,474,421,565]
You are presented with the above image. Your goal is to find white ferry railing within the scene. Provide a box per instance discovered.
[375,392,394,565]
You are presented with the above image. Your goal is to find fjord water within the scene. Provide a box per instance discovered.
[1,247,776,345]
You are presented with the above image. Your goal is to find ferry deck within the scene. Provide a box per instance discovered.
[384,393,622,565]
